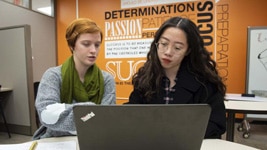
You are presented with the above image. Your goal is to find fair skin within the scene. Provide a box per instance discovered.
[72,32,101,82]
[157,27,188,87]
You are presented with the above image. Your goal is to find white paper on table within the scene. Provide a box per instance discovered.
[36,141,76,150]
[0,140,76,150]
[0,142,32,150]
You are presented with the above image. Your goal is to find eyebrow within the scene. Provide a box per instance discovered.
[159,37,185,46]
[80,40,101,43]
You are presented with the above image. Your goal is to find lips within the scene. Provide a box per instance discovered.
[87,56,96,61]
[162,58,171,64]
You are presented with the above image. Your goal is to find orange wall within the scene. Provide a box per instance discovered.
[224,0,267,93]
[56,0,77,64]
[56,0,267,104]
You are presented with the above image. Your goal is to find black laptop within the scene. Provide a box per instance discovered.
[73,104,211,150]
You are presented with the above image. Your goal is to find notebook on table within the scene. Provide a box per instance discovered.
[73,104,211,150]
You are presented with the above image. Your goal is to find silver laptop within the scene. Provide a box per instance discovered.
[73,104,211,150]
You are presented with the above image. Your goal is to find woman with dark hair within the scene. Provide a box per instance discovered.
[127,16,226,139]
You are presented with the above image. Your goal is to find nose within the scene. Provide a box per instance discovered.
[89,45,97,53]
[164,45,173,56]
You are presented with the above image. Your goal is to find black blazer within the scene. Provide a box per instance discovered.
[127,64,226,139]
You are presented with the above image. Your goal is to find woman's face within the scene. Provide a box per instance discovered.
[156,27,189,73]
[72,32,101,68]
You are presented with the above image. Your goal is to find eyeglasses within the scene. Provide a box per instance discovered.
[155,42,182,55]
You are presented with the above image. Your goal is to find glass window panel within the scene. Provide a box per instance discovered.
[3,0,29,8]
[32,0,54,17]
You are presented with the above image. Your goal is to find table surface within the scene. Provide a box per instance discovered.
[33,136,259,150]
[225,93,267,112]
[226,93,267,102]
[224,93,267,142]
[225,100,267,111]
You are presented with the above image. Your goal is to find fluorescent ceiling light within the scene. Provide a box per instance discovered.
[37,6,51,16]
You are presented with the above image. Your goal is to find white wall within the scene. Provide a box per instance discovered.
[0,1,56,82]
[0,1,56,135]
[0,25,33,132]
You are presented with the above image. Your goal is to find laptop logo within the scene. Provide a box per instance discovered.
[80,112,95,122]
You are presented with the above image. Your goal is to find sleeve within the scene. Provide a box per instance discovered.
[204,91,227,139]
[126,89,144,104]
[101,71,116,105]
[35,67,99,134]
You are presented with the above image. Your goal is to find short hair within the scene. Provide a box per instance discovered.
[65,18,103,52]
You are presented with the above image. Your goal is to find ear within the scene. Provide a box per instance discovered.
[68,46,74,54]
[69,46,74,51]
